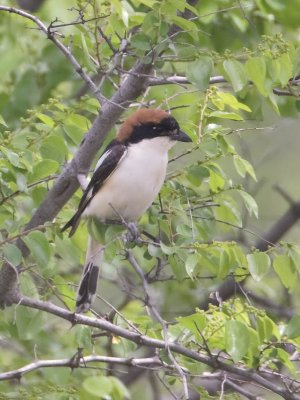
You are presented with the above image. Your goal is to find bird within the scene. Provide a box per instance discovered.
[61,108,192,313]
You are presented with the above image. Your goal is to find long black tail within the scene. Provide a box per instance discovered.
[75,262,100,313]
[75,236,103,313]
[61,210,82,237]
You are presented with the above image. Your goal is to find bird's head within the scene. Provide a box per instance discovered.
[117,108,192,145]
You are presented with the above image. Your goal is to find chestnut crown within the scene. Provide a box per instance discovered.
[117,109,191,144]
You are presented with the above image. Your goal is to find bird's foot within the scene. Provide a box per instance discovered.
[124,222,140,243]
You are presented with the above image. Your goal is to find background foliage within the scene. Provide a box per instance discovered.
[0,0,300,399]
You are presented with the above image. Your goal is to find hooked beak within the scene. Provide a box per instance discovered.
[173,129,192,142]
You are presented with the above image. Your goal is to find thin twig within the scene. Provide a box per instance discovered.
[0,225,48,247]
[148,74,300,97]
[0,354,164,381]
[0,175,57,206]
[49,15,109,29]
[0,6,106,104]
[125,249,192,400]
[97,26,117,54]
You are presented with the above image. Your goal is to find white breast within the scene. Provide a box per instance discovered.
[84,137,174,221]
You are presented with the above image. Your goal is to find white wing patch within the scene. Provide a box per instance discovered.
[95,149,113,171]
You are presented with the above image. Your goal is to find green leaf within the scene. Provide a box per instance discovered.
[66,113,91,130]
[208,169,224,192]
[63,124,85,145]
[177,313,206,336]
[223,59,248,92]
[213,92,251,112]
[225,320,250,362]
[0,146,20,167]
[110,376,131,399]
[0,114,7,127]
[210,111,243,121]
[30,159,59,182]
[36,113,55,127]
[23,231,51,269]
[237,190,258,218]
[160,242,176,255]
[284,315,300,339]
[271,54,293,87]
[16,304,44,340]
[131,33,151,51]
[215,202,242,227]
[185,253,199,278]
[80,32,97,73]
[218,249,231,279]
[273,254,296,289]
[16,275,42,340]
[275,348,296,374]
[186,57,213,91]
[40,134,68,163]
[2,243,22,266]
[289,247,300,274]
[16,173,27,192]
[169,255,187,281]
[233,156,257,180]
[247,252,270,281]
[170,16,198,40]
[74,325,92,349]
[257,315,277,342]
[82,376,113,398]
[246,56,268,96]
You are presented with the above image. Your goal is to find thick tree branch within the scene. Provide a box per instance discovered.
[0,59,151,307]
[0,6,153,306]
[12,295,300,400]
[23,59,152,234]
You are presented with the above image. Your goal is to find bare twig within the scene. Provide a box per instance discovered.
[97,26,117,54]
[0,354,164,381]
[0,225,47,247]
[148,75,300,97]
[0,175,57,206]
[126,249,189,399]
[225,378,261,400]
[48,15,109,29]
[0,6,106,104]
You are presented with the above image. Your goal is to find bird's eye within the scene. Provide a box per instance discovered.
[152,125,163,133]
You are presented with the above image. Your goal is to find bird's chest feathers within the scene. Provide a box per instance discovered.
[120,138,170,191]
[87,137,172,220]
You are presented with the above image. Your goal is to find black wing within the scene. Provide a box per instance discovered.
[61,140,127,237]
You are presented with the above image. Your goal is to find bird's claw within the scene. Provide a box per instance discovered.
[124,222,140,243]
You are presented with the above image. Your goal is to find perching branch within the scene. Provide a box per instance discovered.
[0,354,164,381]
[0,7,153,307]
[12,295,300,400]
